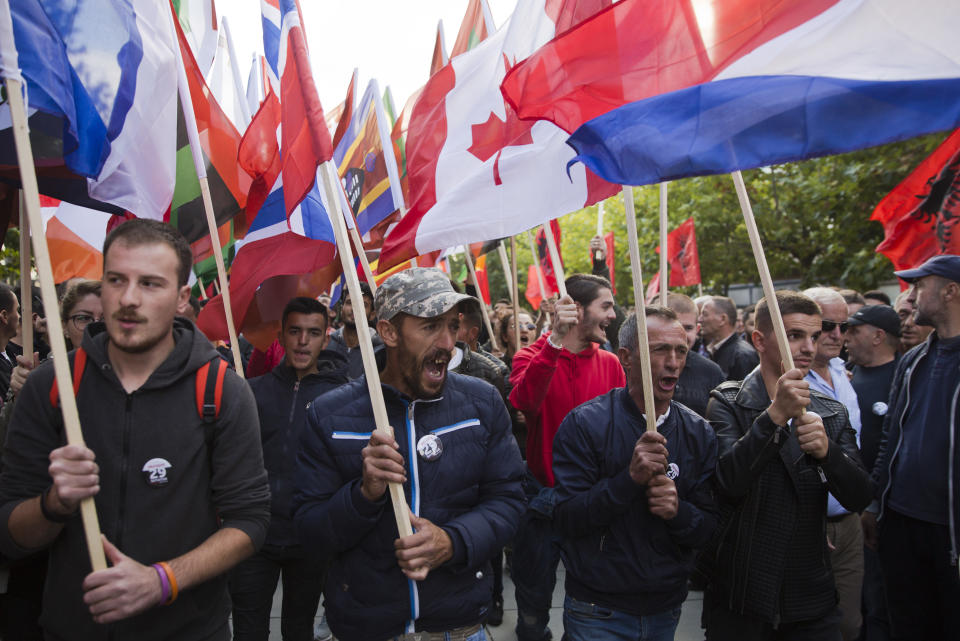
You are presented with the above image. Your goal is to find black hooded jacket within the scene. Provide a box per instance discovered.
[0,320,270,641]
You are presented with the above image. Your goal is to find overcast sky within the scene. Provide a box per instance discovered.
[219,0,517,115]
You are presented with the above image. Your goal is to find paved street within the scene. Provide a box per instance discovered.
[265,565,705,640]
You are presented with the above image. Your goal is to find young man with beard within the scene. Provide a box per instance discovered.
[293,268,525,641]
[0,219,270,640]
[328,282,385,379]
[552,307,718,640]
[508,273,625,641]
[230,297,349,641]
[700,291,872,641]
[867,256,960,641]
[802,287,863,641]
[0,284,21,399]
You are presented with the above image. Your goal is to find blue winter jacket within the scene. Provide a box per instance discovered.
[553,386,719,616]
[293,372,525,641]
[246,352,349,546]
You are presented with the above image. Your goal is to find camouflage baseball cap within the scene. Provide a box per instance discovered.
[376,267,476,321]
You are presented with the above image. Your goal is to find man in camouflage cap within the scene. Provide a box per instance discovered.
[294,268,525,641]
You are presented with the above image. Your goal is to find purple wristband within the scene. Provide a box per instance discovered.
[152,563,171,606]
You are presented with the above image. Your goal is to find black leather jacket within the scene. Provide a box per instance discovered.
[699,370,873,624]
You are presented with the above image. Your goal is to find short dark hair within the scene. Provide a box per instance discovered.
[863,289,892,306]
[709,296,737,327]
[618,305,679,351]
[0,284,16,314]
[187,296,201,316]
[755,291,821,335]
[566,273,612,308]
[282,297,328,329]
[837,288,866,306]
[495,298,511,307]
[103,219,193,288]
[460,304,485,330]
[664,293,696,316]
[60,280,101,322]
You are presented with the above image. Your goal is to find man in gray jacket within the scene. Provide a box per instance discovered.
[0,220,270,641]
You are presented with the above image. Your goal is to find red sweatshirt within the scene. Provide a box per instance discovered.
[509,334,625,487]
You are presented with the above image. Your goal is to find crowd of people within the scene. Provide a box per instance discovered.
[0,220,957,641]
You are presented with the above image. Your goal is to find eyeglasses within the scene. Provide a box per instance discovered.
[821,320,848,333]
[519,323,536,330]
[69,314,103,331]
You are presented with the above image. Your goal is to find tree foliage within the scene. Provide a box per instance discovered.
[483,132,947,307]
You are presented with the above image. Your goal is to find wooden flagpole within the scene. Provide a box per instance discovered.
[525,230,549,304]
[497,241,513,300]
[659,182,668,302]
[174,20,245,379]
[319,162,412,538]
[510,236,520,351]
[18,192,32,357]
[595,201,605,262]
[463,248,500,353]
[1,2,105,569]
[731,171,794,371]
[542,221,567,298]
[622,186,658,430]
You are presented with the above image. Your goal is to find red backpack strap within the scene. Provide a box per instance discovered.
[49,348,88,408]
[195,358,226,423]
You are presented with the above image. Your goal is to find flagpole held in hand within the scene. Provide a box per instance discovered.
[18,191,32,357]
[542,221,567,298]
[622,186,658,431]
[0,0,106,570]
[319,161,412,538]
[595,201,605,262]
[464,249,500,352]
[659,183,669,301]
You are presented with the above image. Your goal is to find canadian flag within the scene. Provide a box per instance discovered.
[379,0,616,269]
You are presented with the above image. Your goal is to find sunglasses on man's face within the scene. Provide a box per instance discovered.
[821,320,848,333]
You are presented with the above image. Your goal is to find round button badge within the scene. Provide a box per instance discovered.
[417,434,443,461]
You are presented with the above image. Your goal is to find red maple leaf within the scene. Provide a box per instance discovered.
[467,54,536,185]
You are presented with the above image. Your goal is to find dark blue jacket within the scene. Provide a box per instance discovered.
[872,335,960,566]
[247,352,349,546]
[552,386,719,616]
[293,372,525,641]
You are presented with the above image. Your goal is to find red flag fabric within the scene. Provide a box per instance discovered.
[238,91,281,221]
[331,71,357,151]
[604,231,616,294]
[871,128,960,271]
[645,271,660,304]
[278,0,334,215]
[430,22,448,76]
[654,217,702,287]
[474,253,491,305]
[525,264,545,311]
[535,220,564,294]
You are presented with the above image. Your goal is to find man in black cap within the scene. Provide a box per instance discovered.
[845,305,900,641]
[867,255,960,641]
[293,268,525,641]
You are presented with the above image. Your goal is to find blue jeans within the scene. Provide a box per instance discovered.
[513,472,562,641]
[562,596,681,641]
[389,628,487,640]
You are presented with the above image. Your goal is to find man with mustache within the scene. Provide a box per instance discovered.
[508,273,625,641]
[293,268,524,641]
[867,256,960,641]
[552,306,719,640]
[700,290,872,641]
[230,297,349,641]
[802,287,863,641]
[0,219,270,640]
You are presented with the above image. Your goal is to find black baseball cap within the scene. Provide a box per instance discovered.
[894,255,960,284]
[848,305,901,337]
